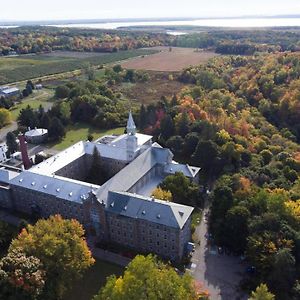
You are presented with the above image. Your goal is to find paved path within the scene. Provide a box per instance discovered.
[0,121,17,142]
[189,205,247,300]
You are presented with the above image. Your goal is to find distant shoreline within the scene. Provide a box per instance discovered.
[1,15,300,27]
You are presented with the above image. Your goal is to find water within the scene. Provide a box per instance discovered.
[47,18,300,29]
[1,18,300,30]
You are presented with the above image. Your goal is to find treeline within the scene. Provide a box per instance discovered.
[174,29,300,54]
[0,26,173,55]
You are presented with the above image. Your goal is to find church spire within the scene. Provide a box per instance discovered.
[127,111,136,135]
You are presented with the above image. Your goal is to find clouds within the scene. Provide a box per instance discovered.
[1,0,299,21]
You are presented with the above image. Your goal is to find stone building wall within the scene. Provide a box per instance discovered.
[10,185,84,223]
[105,212,183,261]
[0,185,13,209]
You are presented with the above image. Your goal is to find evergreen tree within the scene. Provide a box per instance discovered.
[139,104,147,130]
[160,115,174,139]
[48,117,65,141]
[87,147,106,185]
[6,131,18,156]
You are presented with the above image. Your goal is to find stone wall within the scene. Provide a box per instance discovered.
[11,185,84,223]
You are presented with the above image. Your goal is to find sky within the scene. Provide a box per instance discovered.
[1,0,300,21]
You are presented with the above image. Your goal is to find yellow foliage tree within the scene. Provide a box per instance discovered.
[151,187,172,201]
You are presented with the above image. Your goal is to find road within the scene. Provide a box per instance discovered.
[0,121,17,142]
[189,204,248,300]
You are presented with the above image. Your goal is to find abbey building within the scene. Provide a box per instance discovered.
[0,112,200,261]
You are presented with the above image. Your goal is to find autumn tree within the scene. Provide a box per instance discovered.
[0,108,11,128]
[0,247,46,300]
[151,187,172,201]
[9,215,95,300]
[93,255,199,300]
[249,284,275,300]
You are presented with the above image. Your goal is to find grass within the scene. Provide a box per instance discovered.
[50,123,124,151]
[0,49,157,84]
[9,89,55,121]
[63,259,124,300]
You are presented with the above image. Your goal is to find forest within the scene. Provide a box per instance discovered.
[1,27,300,56]
[0,27,173,55]
[135,52,300,299]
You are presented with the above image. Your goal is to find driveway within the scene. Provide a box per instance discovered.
[0,121,17,142]
[189,205,248,300]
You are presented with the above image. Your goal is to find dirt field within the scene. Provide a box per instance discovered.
[121,47,218,71]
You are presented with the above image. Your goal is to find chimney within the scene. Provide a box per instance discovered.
[18,134,31,170]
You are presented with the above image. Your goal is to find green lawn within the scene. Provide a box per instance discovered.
[9,89,55,121]
[51,124,124,151]
[63,259,124,300]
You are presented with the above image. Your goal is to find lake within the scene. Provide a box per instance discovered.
[47,17,300,29]
[1,17,300,30]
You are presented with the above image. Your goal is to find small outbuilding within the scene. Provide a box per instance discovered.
[25,127,48,144]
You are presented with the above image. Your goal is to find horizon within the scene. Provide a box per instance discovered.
[0,0,299,22]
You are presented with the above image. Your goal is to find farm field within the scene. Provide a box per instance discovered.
[50,123,124,151]
[121,46,218,71]
[0,49,157,84]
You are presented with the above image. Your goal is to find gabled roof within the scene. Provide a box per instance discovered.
[164,162,200,178]
[106,191,194,229]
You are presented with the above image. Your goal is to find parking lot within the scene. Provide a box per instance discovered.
[188,206,248,300]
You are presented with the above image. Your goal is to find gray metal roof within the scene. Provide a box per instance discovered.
[164,162,200,178]
[96,146,173,203]
[0,168,19,184]
[10,171,99,204]
[106,191,194,229]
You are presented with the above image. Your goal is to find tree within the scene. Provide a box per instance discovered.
[18,105,38,128]
[183,132,199,157]
[268,248,296,299]
[0,247,46,300]
[93,255,199,300]
[112,64,122,73]
[0,108,11,128]
[9,215,94,300]
[166,136,184,156]
[86,147,106,185]
[6,131,18,156]
[40,113,50,129]
[55,85,70,99]
[151,187,172,201]
[139,104,147,130]
[192,140,219,175]
[175,112,190,137]
[223,206,250,253]
[160,172,199,205]
[160,115,174,140]
[48,117,65,141]
[249,284,275,300]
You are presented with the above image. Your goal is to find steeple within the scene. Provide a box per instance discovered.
[126,111,136,135]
